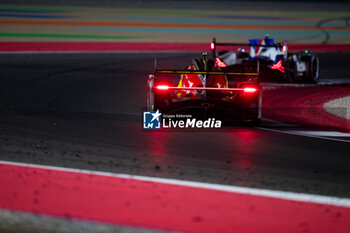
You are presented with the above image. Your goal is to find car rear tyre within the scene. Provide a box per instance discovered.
[307,56,319,83]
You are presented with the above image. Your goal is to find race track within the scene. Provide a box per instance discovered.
[1,51,350,199]
[1,0,350,231]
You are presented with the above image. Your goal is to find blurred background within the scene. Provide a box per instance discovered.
[1,1,350,233]
[0,0,349,44]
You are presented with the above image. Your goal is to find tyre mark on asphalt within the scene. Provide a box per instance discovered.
[316,17,350,44]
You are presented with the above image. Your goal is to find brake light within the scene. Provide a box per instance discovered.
[210,42,215,50]
[282,45,287,53]
[156,85,169,90]
[215,57,227,68]
[243,87,257,93]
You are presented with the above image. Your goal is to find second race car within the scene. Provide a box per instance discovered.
[211,36,319,83]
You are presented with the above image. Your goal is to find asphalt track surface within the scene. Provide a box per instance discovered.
[1,51,350,203]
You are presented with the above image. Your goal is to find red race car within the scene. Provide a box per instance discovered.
[147,51,261,126]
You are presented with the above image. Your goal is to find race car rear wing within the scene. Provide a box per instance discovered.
[211,37,284,49]
[155,70,258,76]
[149,48,260,93]
[210,37,288,60]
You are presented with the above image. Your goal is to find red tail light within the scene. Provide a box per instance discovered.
[215,57,227,68]
[210,42,215,50]
[243,87,257,93]
[156,85,169,90]
[282,45,287,53]
[271,60,285,73]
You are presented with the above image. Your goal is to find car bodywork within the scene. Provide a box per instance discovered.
[147,54,262,125]
[212,37,319,83]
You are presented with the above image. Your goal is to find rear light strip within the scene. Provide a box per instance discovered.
[156,85,257,93]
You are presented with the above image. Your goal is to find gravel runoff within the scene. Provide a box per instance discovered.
[323,96,350,120]
[0,209,173,233]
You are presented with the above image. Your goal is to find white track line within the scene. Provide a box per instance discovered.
[289,130,350,137]
[1,159,350,208]
[258,127,350,143]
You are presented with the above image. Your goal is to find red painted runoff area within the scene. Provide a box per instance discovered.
[0,162,350,233]
[1,42,350,52]
[263,86,350,132]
